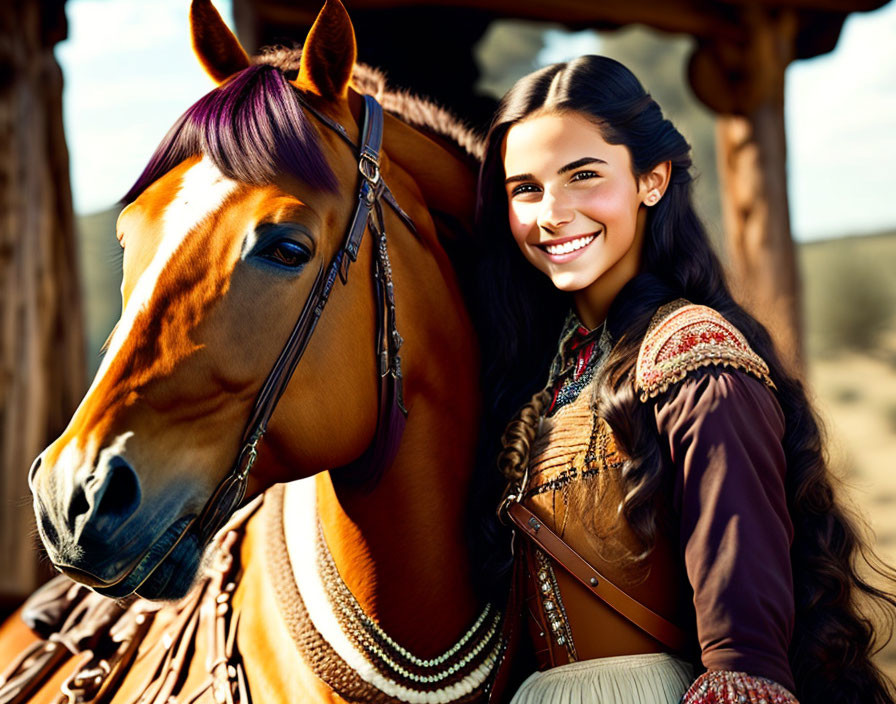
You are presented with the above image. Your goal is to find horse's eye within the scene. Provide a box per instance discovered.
[257,240,311,268]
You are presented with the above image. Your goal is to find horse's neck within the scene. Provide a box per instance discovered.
[282,388,480,658]
[278,100,482,659]
[380,111,477,226]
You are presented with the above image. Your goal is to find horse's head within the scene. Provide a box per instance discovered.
[30,0,478,600]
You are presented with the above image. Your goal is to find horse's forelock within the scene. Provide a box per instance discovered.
[122,64,338,205]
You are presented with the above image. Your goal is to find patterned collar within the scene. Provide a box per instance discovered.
[546,311,613,415]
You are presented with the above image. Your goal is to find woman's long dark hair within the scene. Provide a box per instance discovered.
[470,55,896,703]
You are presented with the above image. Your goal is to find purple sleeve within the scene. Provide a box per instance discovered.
[654,370,796,693]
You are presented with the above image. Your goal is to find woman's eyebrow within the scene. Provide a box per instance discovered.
[504,173,533,185]
[504,157,609,185]
[557,157,607,175]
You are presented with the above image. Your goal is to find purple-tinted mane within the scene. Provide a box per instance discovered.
[122,64,338,203]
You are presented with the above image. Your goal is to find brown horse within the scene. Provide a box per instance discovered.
[0,2,503,702]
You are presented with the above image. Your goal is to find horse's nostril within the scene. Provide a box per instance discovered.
[67,484,90,530]
[92,457,142,532]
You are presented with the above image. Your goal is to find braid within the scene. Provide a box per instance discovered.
[465,389,550,603]
[497,390,552,486]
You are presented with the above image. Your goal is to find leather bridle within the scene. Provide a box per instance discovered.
[196,94,415,545]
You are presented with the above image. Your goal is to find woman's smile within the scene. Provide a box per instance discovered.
[536,230,602,262]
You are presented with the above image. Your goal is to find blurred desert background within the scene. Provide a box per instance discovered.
[802,233,896,674]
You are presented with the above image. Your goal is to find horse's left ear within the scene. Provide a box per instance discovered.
[296,0,357,99]
[190,0,251,84]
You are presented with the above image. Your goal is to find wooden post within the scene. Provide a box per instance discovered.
[690,9,803,373]
[0,0,86,601]
[717,107,802,372]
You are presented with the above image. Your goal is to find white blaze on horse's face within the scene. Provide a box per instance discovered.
[107,157,240,386]
[124,160,236,343]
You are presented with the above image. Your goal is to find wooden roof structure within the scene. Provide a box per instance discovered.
[234,0,888,117]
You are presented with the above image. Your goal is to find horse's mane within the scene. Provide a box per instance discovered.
[257,47,484,161]
[123,48,482,206]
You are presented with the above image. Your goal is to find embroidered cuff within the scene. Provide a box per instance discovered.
[682,670,798,704]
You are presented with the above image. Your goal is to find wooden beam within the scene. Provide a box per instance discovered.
[0,0,86,599]
[245,0,745,43]
[711,0,884,13]
[717,111,802,373]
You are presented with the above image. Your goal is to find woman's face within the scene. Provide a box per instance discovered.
[502,111,653,312]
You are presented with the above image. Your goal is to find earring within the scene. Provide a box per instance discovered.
[647,190,660,205]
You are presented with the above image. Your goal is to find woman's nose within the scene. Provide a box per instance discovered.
[536,192,574,232]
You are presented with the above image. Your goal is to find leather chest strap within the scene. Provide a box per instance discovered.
[507,502,691,654]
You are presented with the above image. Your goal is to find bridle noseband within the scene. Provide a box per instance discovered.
[196,94,415,545]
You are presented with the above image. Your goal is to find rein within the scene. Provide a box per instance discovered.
[197,94,415,545]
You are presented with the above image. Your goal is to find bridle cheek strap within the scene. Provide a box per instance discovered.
[196,95,412,544]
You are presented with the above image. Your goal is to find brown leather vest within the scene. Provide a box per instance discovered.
[519,378,695,670]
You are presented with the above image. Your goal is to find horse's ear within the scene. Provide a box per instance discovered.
[190,0,251,84]
[296,0,357,99]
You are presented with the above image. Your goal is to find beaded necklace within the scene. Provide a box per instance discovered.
[521,312,614,662]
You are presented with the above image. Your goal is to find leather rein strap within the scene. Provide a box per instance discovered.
[196,95,414,545]
[506,501,690,654]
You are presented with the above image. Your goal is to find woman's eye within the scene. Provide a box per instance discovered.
[570,170,599,182]
[257,240,311,268]
[510,183,541,197]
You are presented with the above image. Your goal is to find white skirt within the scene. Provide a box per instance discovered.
[509,653,694,704]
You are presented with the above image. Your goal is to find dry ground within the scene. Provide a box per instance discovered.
[809,337,896,680]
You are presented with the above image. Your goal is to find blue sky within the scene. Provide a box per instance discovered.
[56,0,235,211]
[56,0,896,241]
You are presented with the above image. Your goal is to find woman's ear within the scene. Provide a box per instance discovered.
[639,160,672,207]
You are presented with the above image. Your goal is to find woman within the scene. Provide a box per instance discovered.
[471,56,896,704]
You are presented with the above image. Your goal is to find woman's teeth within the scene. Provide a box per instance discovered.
[543,234,596,255]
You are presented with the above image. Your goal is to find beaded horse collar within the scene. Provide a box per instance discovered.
[273,483,502,704]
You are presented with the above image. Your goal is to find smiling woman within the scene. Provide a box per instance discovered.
[472,54,896,704]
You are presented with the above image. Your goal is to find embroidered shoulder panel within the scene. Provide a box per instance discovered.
[635,300,775,402]
[681,670,798,703]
